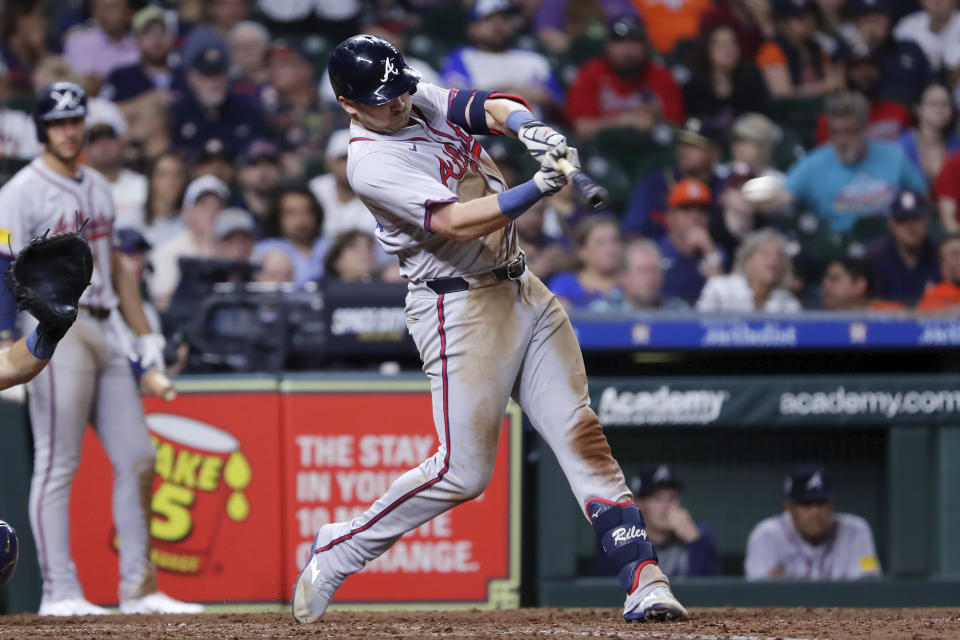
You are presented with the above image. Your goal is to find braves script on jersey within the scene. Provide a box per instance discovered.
[0,158,117,308]
[347,83,518,282]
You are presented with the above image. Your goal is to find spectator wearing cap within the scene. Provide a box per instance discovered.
[228,21,271,97]
[170,42,269,158]
[547,215,624,309]
[917,233,960,311]
[149,175,229,310]
[213,208,256,263]
[565,14,685,139]
[623,118,724,240]
[116,227,160,320]
[821,256,903,310]
[84,105,148,229]
[813,49,911,145]
[513,198,571,285]
[896,81,960,184]
[590,239,690,312]
[180,0,249,74]
[253,185,328,288]
[697,228,801,312]
[63,0,140,85]
[0,0,52,97]
[845,0,932,101]
[237,139,281,231]
[631,0,714,56]
[755,0,842,98]
[934,149,960,232]
[745,465,882,580]
[308,130,378,242]
[893,0,960,73]
[658,179,725,302]
[143,152,187,246]
[699,0,776,63]
[261,39,327,177]
[626,465,719,579]
[784,92,926,234]
[100,5,173,103]
[865,190,940,305]
[441,0,563,118]
[190,138,236,185]
[683,24,770,133]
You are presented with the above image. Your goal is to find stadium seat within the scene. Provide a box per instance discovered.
[772,125,806,172]
[769,96,826,150]
[589,127,675,181]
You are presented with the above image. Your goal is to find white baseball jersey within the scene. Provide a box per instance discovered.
[745,511,882,580]
[347,82,518,283]
[0,157,118,308]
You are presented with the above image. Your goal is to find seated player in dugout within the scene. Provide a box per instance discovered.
[744,465,882,580]
[293,34,688,625]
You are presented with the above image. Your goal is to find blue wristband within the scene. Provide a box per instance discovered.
[505,110,536,135]
[26,327,57,360]
[497,179,542,220]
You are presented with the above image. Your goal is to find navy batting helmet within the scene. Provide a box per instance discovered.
[0,520,18,588]
[33,81,88,143]
[328,35,421,106]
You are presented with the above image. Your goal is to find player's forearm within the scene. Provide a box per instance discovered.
[484,98,531,136]
[428,196,514,243]
[111,250,152,336]
[0,338,46,389]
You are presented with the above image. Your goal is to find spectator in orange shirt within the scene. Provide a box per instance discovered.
[917,234,960,311]
[755,0,842,97]
[822,257,905,311]
[934,149,960,232]
[632,0,714,55]
[565,14,686,139]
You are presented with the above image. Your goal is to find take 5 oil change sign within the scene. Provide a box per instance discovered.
[69,389,284,604]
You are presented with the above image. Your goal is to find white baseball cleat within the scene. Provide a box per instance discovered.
[623,583,689,622]
[119,592,204,614]
[38,597,111,616]
[292,527,343,623]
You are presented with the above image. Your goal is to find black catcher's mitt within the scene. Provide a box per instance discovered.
[5,230,93,342]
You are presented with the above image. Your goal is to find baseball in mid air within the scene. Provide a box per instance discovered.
[741,175,785,205]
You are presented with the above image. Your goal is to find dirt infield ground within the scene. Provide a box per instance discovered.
[2,607,960,639]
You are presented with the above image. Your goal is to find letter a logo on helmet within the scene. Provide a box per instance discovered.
[328,35,422,106]
[33,81,88,143]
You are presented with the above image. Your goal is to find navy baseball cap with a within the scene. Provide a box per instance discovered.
[116,227,152,254]
[890,190,930,221]
[784,465,834,502]
[609,14,647,40]
[631,464,684,498]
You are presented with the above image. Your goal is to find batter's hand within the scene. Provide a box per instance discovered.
[136,333,166,372]
[533,147,569,196]
[517,120,567,160]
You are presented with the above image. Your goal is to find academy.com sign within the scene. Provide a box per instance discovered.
[597,386,729,425]
[780,387,960,419]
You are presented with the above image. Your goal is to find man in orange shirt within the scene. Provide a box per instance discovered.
[565,15,685,139]
[917,235,960,311]
[632,0,714,55]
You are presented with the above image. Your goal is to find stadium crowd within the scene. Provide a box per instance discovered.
[2,0,960,348]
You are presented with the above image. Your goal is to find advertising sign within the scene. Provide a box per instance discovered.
[70,386,284,604]
[281,379,521,608]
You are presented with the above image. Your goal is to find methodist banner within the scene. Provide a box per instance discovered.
[70,379,285,604]
[592,374,960,427]
[281,378,522,608]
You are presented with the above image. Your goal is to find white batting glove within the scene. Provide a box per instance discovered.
[533,146,568,196]
[135,333,166,373]
[517,120,567,160]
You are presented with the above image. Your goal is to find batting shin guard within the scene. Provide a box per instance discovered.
[587,499,658,594]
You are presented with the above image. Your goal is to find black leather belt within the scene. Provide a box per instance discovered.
[426,254,526,295]
[80,305,111,320]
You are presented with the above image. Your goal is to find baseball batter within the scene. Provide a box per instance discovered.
[293,35,687,624]
[0,82,201,616]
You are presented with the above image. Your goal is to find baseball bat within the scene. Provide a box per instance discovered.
[553,157,609,211]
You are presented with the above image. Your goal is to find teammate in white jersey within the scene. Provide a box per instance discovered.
[745,465,882,580]
[0,82,202,616]
[293,35,688,624]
